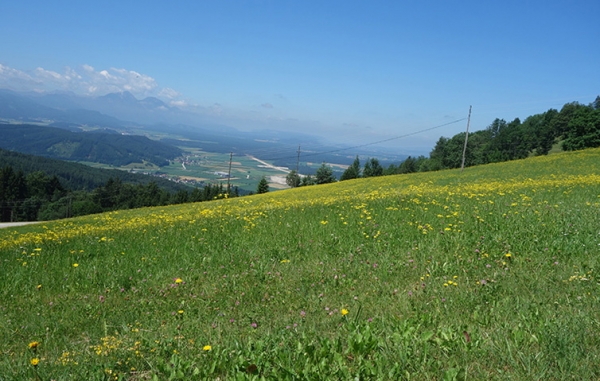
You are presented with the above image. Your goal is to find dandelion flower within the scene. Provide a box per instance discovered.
[178,310,184,314]
[341,308,349,316]
[30,358,39,366]
[72,263,79,268]
[174,278,183,284]
[28,341,40,349]
[203,345,211,351]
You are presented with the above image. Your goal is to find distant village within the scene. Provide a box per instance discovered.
[125,153,232,188]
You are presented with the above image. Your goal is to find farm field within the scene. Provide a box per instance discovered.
[164,149,293,191]
[1,148,599,379]
[82,148,296,192]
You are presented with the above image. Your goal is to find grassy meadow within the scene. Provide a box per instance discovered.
[1,148,600,380]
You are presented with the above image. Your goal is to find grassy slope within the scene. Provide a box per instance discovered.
[1,148,599,380]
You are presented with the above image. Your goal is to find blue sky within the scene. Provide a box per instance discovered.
[1,0,598,154]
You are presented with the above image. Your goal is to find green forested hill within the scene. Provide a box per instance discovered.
[384,96,600,174]
[0,147,188,193]
[0,123,182,167]
[0,148,245,222]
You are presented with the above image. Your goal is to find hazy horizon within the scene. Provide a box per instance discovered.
[1,1,598,155]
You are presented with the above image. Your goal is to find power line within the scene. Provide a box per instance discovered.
[267,117,467,162]
[296,145,301,172]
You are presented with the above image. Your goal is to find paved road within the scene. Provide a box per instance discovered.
[246,155,291,173]
[0,222,40,229]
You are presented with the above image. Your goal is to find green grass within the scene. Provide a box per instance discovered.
[1,148,600,380]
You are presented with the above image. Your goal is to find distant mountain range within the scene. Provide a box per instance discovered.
[0,88,409,167]
[0,88,318,142]
[0,88,174,127]
[0,89,127,128]
[0,88,240,130]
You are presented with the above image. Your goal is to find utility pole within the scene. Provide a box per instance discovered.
[296,145,301,172]
[226,152,233,194]
[67,193,72,218]
[461,105,472,172]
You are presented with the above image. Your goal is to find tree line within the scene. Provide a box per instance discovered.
[0,147,188,193]
[284,96,600,186]
[0,166,240,222]
[425,97,600,171]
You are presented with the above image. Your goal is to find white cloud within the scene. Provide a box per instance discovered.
[34,67,62,80]
[0,64,28,79]
[98,70,113,79]
[0,63,323,138]
[0,64,40,88]
[159,87,181,99]
[0,63,164,99]
[65,67,82,80]
[170,100,188,107]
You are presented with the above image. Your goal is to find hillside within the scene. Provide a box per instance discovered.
[0,147,189,193]
[1,148,599,379]
[0,123,182,167]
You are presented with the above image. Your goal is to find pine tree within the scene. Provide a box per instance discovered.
[340,156,360,181]
[300,175,315,186]
[315,163,336,184]
[257,177,269,194]
[363,158,383,177]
